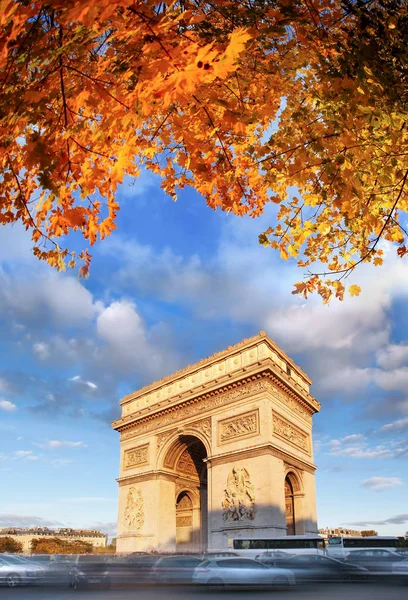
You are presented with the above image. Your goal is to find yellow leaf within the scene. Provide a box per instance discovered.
[349,284,361,297]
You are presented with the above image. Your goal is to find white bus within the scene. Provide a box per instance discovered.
[232,535,327,557]
[327,536,401,558]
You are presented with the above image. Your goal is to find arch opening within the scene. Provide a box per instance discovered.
[163,435,208,551]
[285,475,296,535]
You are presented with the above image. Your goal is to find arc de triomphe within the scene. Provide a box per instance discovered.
[112,332,320,553]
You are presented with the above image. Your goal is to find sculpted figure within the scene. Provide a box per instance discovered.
[222,467,255,521]
[124,487,144,532]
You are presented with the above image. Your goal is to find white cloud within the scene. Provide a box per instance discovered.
[0,399,17,412]
[14,450,32,458]
[323,434,396,459]
[33,342,49,360]
[376,343,408,370]
[347,515,408,527]
[47,440,87,449]
[380,417,408,433]
[33,440,87,449]
[0,271,100,328]
[362,477,403,491]
[95,299,181,380]
[69,375,97,390]
[343,434,366,443]
[0,514,64,528]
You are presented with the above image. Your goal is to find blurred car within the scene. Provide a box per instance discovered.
[343,549,406,574]
[391,557,408,584]
[256,553,368,582]
[108,554,163,586]
[201,552,241,559]
[69,555,110,590]
[150,555,204,584]
[26,555,73,585]
[0,555,45,587]
[192,557,295,587]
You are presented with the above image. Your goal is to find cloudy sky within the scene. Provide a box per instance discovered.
[1,171,408,539]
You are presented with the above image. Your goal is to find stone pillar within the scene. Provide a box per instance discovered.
[209,453,288,549]
[156,478,176,551]
[293,492,306,535]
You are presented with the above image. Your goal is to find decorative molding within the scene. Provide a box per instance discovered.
[267,382,312,423]
[222,467,256,522]
[176,516,192,527]
[156,429,177,453]
[189,417,211,444]
[120,331,312,405]
[116,333,316,421]
[117,470,177,487]
[219,409,259,444]
[208,443,316,473]
[124,487,144,532]
[119,379,269,441]
[273,413,309,454]
[124,444,149,469]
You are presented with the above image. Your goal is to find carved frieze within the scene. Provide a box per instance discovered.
[267,381,312,423]
[124,444,149,469]
[273,413,309,453]
[176,516,192,527]
[120,380,268,441]
[124,487,144,532]
[222,467,256,522]
[219,409,259,444]
[189,417,211,443]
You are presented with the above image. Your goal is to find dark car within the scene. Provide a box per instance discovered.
[343,549,406,574]
[256,553,368,582]
[149,555,204,584]
[69,555,110,590]
[108,554,163,586]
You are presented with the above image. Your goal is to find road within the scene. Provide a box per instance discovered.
[0,583,405,600]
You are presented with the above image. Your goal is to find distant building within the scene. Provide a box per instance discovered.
[319,527,362,540]
[0,527,107,553]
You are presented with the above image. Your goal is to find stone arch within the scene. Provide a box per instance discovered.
[284,469,303,494]
[284,469,305,535]
[159,434,208,551]
[156,429,210,470]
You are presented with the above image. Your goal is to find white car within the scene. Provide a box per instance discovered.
[0,555,45,587]
[192,556,295,587]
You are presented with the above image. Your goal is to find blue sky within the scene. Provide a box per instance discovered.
[1,170,408,539]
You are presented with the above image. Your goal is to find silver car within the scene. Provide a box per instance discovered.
[192,557,296,587]
[0,555,45,587]
[392,557,408,584]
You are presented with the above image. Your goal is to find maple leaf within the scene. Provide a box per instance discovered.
[348,284,361,297]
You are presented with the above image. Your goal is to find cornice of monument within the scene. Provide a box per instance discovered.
[113,332,319,433]
[121,332,311,405]
[112,360,320,433]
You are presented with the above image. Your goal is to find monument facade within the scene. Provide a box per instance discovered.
[112,332,320,553]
